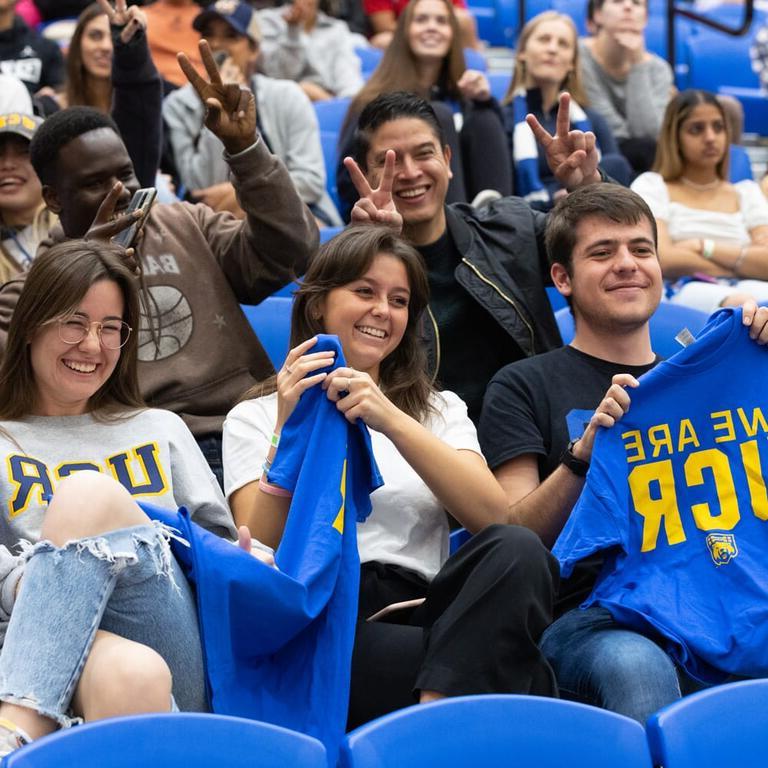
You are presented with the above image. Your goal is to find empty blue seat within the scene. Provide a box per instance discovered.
[320,225,345,244]
[340,694,652,768]
[3,712,326,768]
[647,679,768,768]
[355,46,384,78]
[313,97,352,135]
[241,297,293,369]
[686,30,759,91]
[487,71,511,102]
[320,130,341,209]
[729,144,753,182]
[463,47,488,72]
[555,301,710,359]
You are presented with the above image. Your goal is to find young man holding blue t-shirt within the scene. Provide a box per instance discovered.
[478,184,768,723]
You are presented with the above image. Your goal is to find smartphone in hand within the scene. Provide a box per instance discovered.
[113,187,157,249]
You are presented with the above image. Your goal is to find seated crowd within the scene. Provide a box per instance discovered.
[1,0,768,759]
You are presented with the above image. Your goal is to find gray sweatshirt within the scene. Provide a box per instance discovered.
[0,408,238,643]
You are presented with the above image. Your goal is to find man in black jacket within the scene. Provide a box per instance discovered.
[0,0,63,98]
[343,91,602,423]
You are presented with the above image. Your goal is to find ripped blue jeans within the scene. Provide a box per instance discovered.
[0,523,207,726]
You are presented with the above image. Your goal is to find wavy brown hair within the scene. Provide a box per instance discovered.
[0,240,144,419]
[344,0,465,134]
[243,226,435,422]
[65,3,112,111]
[502,11,588,106]
[653,89,730,182]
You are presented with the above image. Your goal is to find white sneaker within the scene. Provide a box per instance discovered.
[0,718,32,757]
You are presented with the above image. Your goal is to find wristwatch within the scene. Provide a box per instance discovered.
[560,439,590,477]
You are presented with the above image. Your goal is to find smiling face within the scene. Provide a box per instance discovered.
[80,13,113,79]
[364,117,451,246]
[407,0,453,62]
[518,17,576,89]
[44,127,139,238]
[199,17,259,78]
[29,279,125,416]
[678,101,727,172]
[318,253,411,380]
[0,134,42,227]
[554,215,662,332]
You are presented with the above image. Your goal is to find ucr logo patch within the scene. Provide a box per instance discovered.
[706,533,738,566]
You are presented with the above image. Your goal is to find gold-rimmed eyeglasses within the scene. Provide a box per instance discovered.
[55,317,133,350]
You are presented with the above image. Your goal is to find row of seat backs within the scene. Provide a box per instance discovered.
[8,682,765,768]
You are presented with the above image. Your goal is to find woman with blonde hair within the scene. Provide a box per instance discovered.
[631,89,768,312]
[502,11,630,210]
[336,0,511,219]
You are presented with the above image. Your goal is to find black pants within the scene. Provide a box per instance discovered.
[347,524,559,729]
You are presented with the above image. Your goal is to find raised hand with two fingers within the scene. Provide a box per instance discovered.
[343,150,404,233]
[177,39,257,155]
[526,92,601,190]
[96,0,147,44]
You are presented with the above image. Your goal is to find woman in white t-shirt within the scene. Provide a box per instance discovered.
[631,89,768,313]
[223,225,558,727]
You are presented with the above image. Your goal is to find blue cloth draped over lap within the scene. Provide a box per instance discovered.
[141,334,383,764]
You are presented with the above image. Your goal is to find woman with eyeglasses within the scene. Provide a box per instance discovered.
[0,240,239,756]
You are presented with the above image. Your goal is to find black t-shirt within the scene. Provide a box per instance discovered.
[0,17,64,94]
[418,230,522,425]
[478,344,659,613]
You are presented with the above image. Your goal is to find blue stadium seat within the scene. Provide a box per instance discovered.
[320,225,345,243]
[546,285,568,313]
[2,713,326,768]
[449,527,471,554]
[646,679,768,768]
[555,301,710,359]
[241,297,293,369]
[320,130,341,209]
[720,85,768,136]
[463,47,488,72]
[729,144,753,182]
[686,29,759,91]
[340,694,652,768]
[313,97,352,135]
[355,46,384,78]
[487,71,511,102]
[492,0,520,46]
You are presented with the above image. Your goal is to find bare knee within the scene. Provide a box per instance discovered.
[42,472,148,545]
[75,633,173,721]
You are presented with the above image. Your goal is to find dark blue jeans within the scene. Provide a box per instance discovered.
[540,605,707,724]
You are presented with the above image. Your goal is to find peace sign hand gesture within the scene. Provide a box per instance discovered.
[343,150,403,233]
[177,39,257,155]
[96,0,147,44]
[526,92,601,191]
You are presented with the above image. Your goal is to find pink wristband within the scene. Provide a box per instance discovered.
[258,475,293,498]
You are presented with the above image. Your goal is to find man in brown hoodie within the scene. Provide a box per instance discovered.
[0,41,318,485]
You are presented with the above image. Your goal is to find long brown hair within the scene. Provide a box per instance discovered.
[653,89,730,182]
[65,3,113,111]
[345,0,465,133]
[0,240,144,419]
[502,11,588,105]
[243,226,435,422]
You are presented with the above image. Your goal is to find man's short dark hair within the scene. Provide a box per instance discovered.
[29,107,120,186]
[352,92,446,172]
[545,184,658,274]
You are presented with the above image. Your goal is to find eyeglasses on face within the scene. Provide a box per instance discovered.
[55,317,132,350]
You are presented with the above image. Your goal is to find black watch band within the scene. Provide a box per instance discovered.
[560,439,590,477]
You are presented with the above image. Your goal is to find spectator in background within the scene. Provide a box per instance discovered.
[164,0,342,226]
[258,0,364,100]
[0,112,55,280]
[0,73,32,112]
[501,11,631,211]
[144,0,203,89]
[580,0,673,175]
[337,0,511,220]
[631,89,768,313]
[364,0,479,51]
[55,0,162,189]
[0,42,318,484]
[0,0,64,100]
[11,0,39,28]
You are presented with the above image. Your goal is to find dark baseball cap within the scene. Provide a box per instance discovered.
[193,0,260,42]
